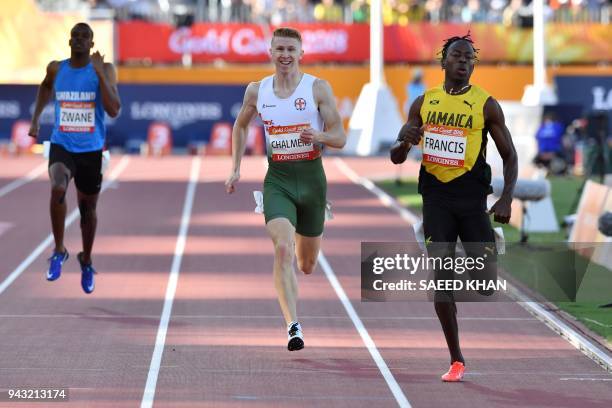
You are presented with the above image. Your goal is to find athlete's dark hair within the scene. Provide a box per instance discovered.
[71,22,94,39]
[439,32,478,67]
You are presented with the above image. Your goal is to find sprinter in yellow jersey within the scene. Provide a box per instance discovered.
[226,28,346,351]
[390,34,518,382]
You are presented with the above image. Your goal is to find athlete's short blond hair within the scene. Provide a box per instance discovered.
[272,27,302,43]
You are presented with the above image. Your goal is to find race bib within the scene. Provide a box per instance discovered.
[59,101,95,133]
[267,123,319,162]
[422,124,467,167]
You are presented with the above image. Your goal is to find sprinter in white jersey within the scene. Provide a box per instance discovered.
[226,28,346,351]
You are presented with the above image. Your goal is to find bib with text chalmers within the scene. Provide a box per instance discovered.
[267,122,319,162]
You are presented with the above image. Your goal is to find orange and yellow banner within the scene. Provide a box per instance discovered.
[0,0,113,84]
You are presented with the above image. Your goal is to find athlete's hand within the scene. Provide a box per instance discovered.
[299,128,321,145]
[225,171,240,194]
[91,51,105,75]
[28,121,39,138]
[397,124,425,146]
[489,196,512,224]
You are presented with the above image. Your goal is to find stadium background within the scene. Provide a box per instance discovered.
[1,0,611,151]
[0,1,611,407]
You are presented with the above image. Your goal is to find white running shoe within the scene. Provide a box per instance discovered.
[287,321,304,351]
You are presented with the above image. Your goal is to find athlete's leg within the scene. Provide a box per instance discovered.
[266,217,298,325]
[294,174,326,276]
[295,233,321,275]
[423,196,464,365]
[74,151,103,264]
[76,190,99,264]
[46,144,75,280]
[49,162,71,253]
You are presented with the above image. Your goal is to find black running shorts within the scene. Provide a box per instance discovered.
[49,143,103,195]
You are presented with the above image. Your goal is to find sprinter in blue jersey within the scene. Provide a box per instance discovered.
[28,23,120,294]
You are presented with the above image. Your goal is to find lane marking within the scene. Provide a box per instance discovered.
[0,156,130,295]
[0,367,105,371]
[464,371,610,376]
[0,314,537,321]
[233,395,395,401]
[318,252,411,408]
[0,161,47,198]
[0,222,14,237]
[509,289,612,373]
[334,157,612,374]
[333,158,419,225]
[583,318,612,328]
[140,157,201,408]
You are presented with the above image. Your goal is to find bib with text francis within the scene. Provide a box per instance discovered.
[419,84,490,183]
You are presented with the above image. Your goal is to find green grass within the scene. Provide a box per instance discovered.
[557,302,612,342]
[375,175,612,343]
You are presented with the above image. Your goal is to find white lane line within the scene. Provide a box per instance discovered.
[509,289,612,373]
[583,318,612,328]
[0,222,14,237]
[334,157,612,374]
[233,395,395,401]
[318,252,411,408]
[0,314,537,321]
[0,156,130,295]
[140,157,201,408]
[333,158,419,225]
[559,377,612,381]
[0,161,47,198]
[0,367,106,371]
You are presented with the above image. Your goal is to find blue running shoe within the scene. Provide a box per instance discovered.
[47,250,69,281]
[77,252,96,294]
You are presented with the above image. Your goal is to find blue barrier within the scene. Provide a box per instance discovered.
[0,83,248,148]
[555,75,612,134]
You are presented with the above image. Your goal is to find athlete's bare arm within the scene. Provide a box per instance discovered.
[29,61,60,138]
[300,79,346,148]
[91,51,120,117]
[485,96,517,224]
[390,95,424,164]
[226,81,260,194]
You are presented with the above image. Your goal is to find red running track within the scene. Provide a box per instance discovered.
[0,155,610,407]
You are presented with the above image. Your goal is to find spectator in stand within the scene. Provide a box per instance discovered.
[251,0,275,23]
[486,0,507,23]
[383,0,397,24]
[503,0,522,26]
[461,0,487,22]
[292,0,316,22]
[404,0,428,24]
[534,112,568,174]
[43,0,610,24]
[404,67,425,117]
[230,0,252,22]
[351,0,369,23]
[314,0,343,22]
[425,0,445,23]
[271,0,290,24]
